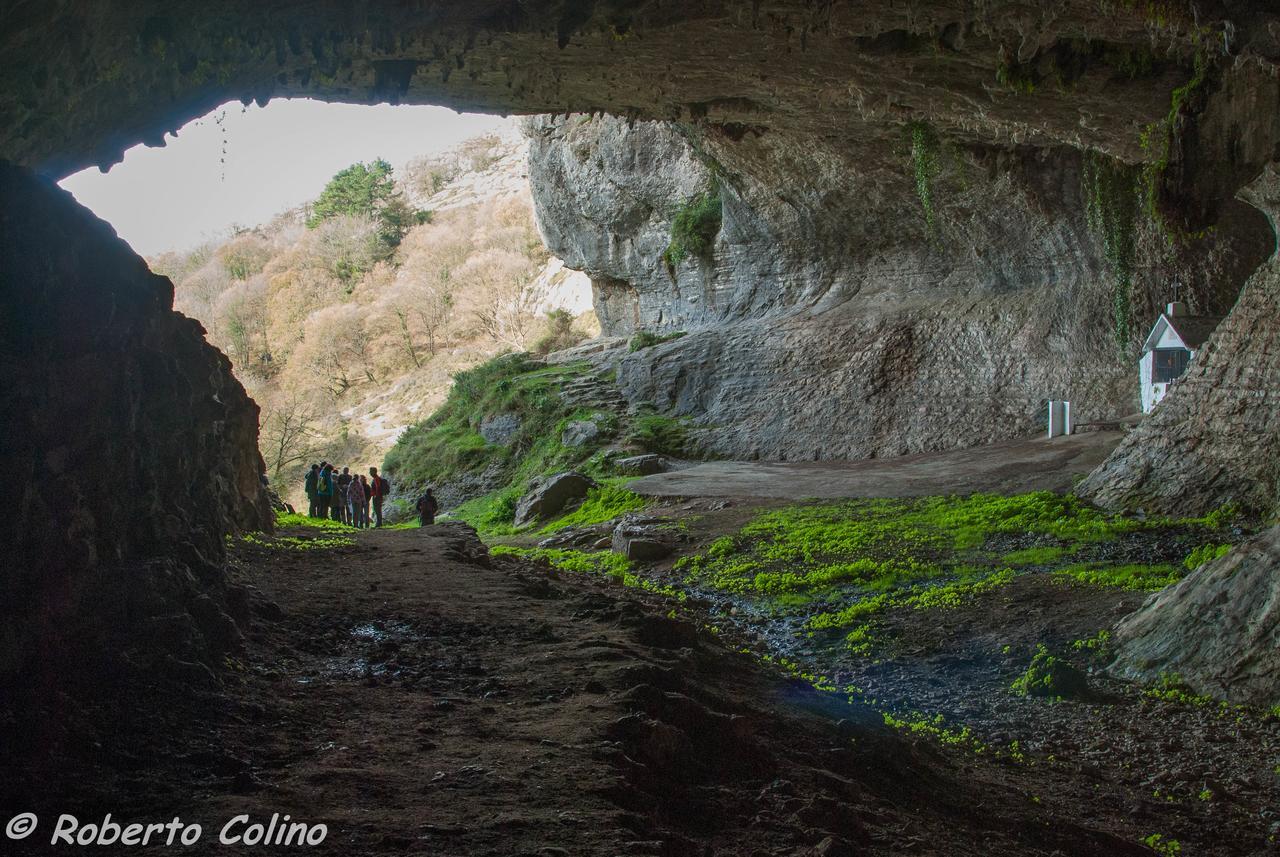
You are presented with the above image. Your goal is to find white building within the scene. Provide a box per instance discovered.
[1139,302,1223,413]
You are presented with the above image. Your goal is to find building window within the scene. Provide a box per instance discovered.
[1153,348,1190,383]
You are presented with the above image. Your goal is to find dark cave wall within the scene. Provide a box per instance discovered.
[0,163,271,677]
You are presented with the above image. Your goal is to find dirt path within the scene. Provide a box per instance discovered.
[2,522,1187,856]
[630,432,1124,500]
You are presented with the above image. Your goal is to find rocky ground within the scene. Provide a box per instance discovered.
[6,520,1269,855]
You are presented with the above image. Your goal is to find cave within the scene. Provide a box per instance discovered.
[4,2,1280,854]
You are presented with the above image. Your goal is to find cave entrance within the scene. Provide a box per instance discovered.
[57,98,594,513]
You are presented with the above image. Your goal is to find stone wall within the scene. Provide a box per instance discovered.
[0,163,271,678]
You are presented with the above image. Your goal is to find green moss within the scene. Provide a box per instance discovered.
[1010,644,1082,698]
[539,484,648,533]
[661,180,722,268]
[450,488,522,537]
[1183,542,1231,570]
[383,354,601,494]
[273,511,351,531]
[627,413,690,457]
[680,492,1160,599]
[629,330,687,352]
[1055,561,1182,591]
[492,546,685,601]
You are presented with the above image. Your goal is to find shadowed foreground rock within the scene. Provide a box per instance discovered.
[0,163,271,680]
[1109,525,1280,707]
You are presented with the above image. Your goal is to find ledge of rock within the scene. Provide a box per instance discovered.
[1108,525,1280,708]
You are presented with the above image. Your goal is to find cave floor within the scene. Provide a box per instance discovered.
[630,431,1125,500]
[8,520,1265,856]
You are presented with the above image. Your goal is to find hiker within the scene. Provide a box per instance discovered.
[316,463,334,520]
[368,467,390,528]
[359,474,373,528]
[304,464,320,517]
[335,467,352,524]
[416,489,439,527]
[348,473,367,529]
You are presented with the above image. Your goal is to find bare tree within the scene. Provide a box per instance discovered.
[261,397,322,482]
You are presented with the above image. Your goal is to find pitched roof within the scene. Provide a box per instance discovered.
[1166,315,1224,350]
[1142,312,1224,354]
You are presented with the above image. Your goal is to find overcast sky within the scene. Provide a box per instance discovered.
[59,99,512,257]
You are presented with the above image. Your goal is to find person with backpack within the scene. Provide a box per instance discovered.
[347,472,367,529]
[415,489,439,527]
[304,464,320,517]
[368,467,390,528]
[316,463,334,520]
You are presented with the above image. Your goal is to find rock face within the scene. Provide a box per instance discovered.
[527,113,1272,461]
[1108,526,1280,707]
[1080,163,1280,516]
[479,413,521,446]
[514,471,596,527]
[0,163,271,678]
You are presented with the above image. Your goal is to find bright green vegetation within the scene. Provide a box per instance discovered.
[807,568,1015,655]
[1054,561,1182,590]
[539,484,648,533]
[881,712,989,755]
[1081,151,1140,347]
[491,546,685,601]
[627,411,690,457]
[1184,542,1230,570]
[661,180,723,267]
[629,330,687,352]
[679,492,1173,597]
[274,511,352,531]
[1071,629,1112,659]
[385,354,597,490]
[385,352,692,535]
[675,492,1236,657]
[1143,833,1182,857]
[907,121,942,233]
[1143,673,1216,707]
[1010,644,1079,698]
[237,531,355,551]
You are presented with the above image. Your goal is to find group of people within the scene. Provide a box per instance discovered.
[304,463,391,528]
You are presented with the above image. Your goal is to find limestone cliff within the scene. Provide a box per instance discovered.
[525,113,1271,461]
[1080,163,1280,516]
[0,163,271,679]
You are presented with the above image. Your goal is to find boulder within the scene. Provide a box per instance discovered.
[612,515,677,561]
[1108,525,1280,708]
[514,472,597,527]
[561,419,601,448]
[479,413,521,446]
[614,454,668,476]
